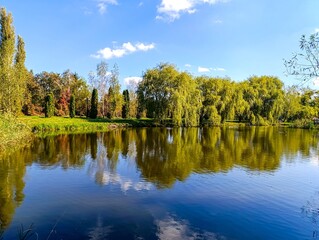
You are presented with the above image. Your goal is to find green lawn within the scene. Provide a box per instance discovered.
[18,116,156,134]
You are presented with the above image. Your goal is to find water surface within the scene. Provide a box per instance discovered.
[0,127,319,239]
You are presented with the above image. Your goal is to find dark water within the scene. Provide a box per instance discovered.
[1,127,319,240]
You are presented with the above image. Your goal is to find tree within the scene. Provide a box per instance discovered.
[110,64,123,117]
[122,89,130,118]
[170,72,202,126]
[107,87,115,119]
[0,8,28,115]
[13,36,27,114]
[137,63,178,121]
[90,88,98,119]
[0,8,16,114]
[242,76,284,125]
[44,92,54,118]
[69,95,75,118]
[65,71,90,116]
[284,33,319,83]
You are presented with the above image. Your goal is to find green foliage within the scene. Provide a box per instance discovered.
[0,8,27,115]
[122,89,130,118]
[0,113,31,152]
[242,76,285,124]
[136,64,318,126]
[44,92,54,118]
[69,95,75,118]
[107,87,115,119]
[285,33,319,82]
[24,70,90,116]
[138,63,179,121]
[90,88,98,119]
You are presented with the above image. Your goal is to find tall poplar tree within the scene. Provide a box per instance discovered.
[0,8,15,114]
[0,8,27,115]
[14,36,27,114]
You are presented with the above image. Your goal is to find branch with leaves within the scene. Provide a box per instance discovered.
[284,33,319,83]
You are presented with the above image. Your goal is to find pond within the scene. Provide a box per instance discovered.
[0,127,319,239]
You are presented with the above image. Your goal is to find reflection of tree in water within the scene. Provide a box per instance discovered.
[0,151,27,230]
[32,134,88,168]
[26,128,317,190]
[302,191,319,239]
[0,127,317,232]
[134,127,318,187]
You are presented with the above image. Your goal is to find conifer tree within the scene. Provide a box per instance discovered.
[44,92,54,118]
[90,88,98,119]
[122,89,130,118]
[69,95,75,118]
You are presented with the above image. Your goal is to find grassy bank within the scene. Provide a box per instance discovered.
[18,116,160,135]
[0,114,32,152]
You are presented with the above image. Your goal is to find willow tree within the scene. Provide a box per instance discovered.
[137,63,178,121]
[243,76,285,124]
[197,77,223,125]
[170,72,202,126]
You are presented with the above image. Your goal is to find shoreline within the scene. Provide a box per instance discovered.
[1,115,317,155]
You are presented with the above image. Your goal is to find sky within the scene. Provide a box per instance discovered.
[1,0,319,88]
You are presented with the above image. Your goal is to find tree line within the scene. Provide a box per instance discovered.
[1,7,318,126]
[137,63,319,126]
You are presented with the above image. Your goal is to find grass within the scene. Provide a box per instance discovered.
[0,115,158,152]
[18,116,160,135]
[0,114,32,152]
[19,116,124,134]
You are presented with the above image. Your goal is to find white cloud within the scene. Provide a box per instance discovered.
[213,67,226,71]
[100,171,153,192]
[92,42,155,60]
[185,64,192,68]
[198,66,210,73]
[313,77,319,86]
[315,28,319,33]
[124,77,143,86]
[136,43,155,51]
[156,0,227,22]
[156,215,223,240]
[97,0,118,15]
[197,66,226,73]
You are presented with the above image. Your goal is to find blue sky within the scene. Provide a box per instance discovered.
[1,0,319,88]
